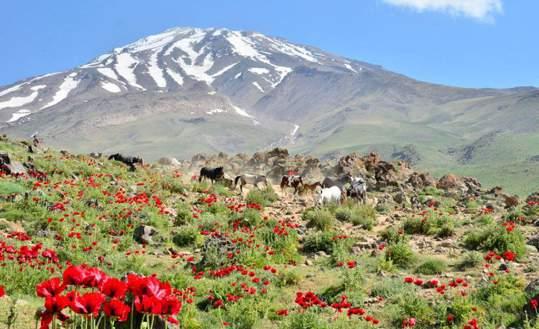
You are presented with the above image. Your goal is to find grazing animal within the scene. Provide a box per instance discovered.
[315,186,343,206]
[321,174,353,189]
[89,152,102,159]
[280,175,304,194]
[199,167,225,184]
[108,153,144,171]
[347,176,368,204]
[301,182,322,194]
[234,174,268,192]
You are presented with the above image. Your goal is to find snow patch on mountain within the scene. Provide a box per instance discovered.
[232,105,253,118]
[0,83,25,98]
[210,62,239,78]
[115,53,145,90]
[252,82,265,93]
[254,34,319,63]
[41,73,80,109]
[248,67,270,75]
[126,29,178,53]
[101,81,122,93]
[0,85,45,110]
[344,63,358,73]
[7,109,31,123]
[166,68,184,86]
[207,108,225,115]
[147,52,167,88]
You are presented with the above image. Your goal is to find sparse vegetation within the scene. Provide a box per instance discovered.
[0,138,537,329]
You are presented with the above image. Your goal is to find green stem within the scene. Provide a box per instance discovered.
[130,302,134,329]
[96,314,104,329]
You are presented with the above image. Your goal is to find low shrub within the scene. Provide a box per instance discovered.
[385,241,417,269]
[381,226,407,245]
[303,231,336,254]
[456,251,483,270]
[463,224,526,258]
[303,209,335,231]
[415,258,447,275]
[173,226,203,247]
[245,186,278,207]
[402,211,455,238]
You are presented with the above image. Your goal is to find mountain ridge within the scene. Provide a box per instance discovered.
[0,26,537,195]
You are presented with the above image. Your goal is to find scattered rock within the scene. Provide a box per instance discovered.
[527,236,539,252]
[133,225,160,245]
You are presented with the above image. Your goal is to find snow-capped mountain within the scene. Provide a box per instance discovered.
[0,27,363,125]
[0,27,537,166]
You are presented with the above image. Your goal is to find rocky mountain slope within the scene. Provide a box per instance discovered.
[0,27,537,194]
[1,137,539,328]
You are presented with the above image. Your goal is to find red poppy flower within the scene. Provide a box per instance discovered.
[70,292,105,317]
[0,285,5,298]
[135,295,163,314]
[160,295,182,315]
[63,265,87,286]
[100,277,127,299]
[404,277,414,283]
[36,278,65,298]
[41,295,70,329]
[83,267,108,288]
[276,309,289,316]
[104,298,130,322]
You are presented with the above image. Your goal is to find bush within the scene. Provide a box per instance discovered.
[173,226,203,247]
[381,227,407,245]
[245,186,278,207]
[303,231,336,254]
[402,211,455,238]
[463,224,526,258]
[349,205,376,230]
[0,181,26,196]
[415,258,447,275]
[223,299,259,329]
[230,207,262,228]
[386,291,437,329]
[385,241,416,269]
[371,278,411,299]
[280,311,329,329]
[303,209,335,231]
[335,207,352,222]
[456,251,483,270]
[174,202,193,226]
[474,274,527,326]
[276,270,302,287]
[161,177,186,194]
[334,205,375,230]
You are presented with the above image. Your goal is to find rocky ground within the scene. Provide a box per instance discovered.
[0,136,538,329]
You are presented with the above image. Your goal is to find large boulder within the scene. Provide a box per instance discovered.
[437,174,463,190]
[526,192,539,205]
[267,147,289,158]
[527,235,539,252]
[158,157,181,166]
[407,172,436,189]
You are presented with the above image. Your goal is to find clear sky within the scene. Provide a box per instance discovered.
[1,0,537,88]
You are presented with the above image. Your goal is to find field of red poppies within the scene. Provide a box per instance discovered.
[0,137,538,329]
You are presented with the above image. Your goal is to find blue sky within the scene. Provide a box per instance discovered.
[1,0,537,88]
